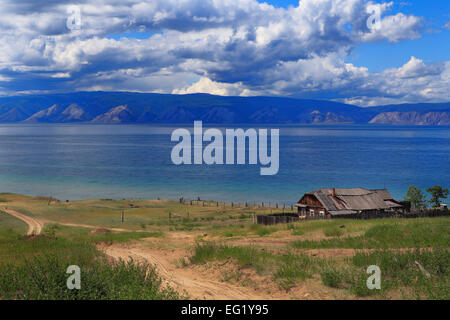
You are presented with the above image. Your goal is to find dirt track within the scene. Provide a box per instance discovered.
[3,208,43,235]
[102,244,269,300]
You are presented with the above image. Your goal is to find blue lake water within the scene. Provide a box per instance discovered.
[0,124,449,205]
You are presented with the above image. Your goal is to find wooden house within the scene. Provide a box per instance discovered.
[296,188,403,218]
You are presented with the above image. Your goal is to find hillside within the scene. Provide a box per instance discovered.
[0,92,448,125]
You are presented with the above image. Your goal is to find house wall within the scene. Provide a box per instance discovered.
[298,194,329,218]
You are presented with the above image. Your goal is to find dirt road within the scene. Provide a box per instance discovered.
[3,208,43,235]
[103,244,270,300]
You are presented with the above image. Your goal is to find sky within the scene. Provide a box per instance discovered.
[0,0,449,106]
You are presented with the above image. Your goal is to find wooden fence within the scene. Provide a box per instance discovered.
[257,213,299,225]
[257,209,449,224]
[322,209,450,220]
[180,198,295,211]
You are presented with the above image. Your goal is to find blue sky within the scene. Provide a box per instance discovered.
[0,0,449,106]
[264,0,450,71]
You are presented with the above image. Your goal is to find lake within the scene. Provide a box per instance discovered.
[0,124,448,205]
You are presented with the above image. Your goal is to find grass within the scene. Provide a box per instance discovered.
[0,193,274,234]
[323,226,344,237]
[188,242,319,290]
[42,224,163,245]
[189,241,449,298]
[0,210,27,235]
[293,218,450,249]
[318,248,450,299]
[351,248,449,299]
[248,224,276,237]
[0,231,180,300]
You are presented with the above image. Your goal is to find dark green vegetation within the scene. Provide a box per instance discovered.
[0,91,449,124]
[0,228,179,300]
[405,186,428,209]
[426,186,449,208]
[405,185,448,209]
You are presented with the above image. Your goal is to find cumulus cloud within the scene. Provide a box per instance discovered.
[172,77,254,96]
[0,0,447,105]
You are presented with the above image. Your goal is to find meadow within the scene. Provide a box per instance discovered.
[0,193,448,300]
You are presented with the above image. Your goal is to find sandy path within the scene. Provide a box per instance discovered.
[102,244,268,300]
[3,208,44,235]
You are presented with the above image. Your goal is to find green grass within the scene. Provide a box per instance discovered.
[351,248,449,299]
[0,232,180,300]
[318,248,450,299]
[42,224,163,245]
[320,265,349,289]
[0,210,28,235]
[323,226,344,237]
[248,224,276,237]
[274,253,317,290]
[189,242,319,289]
[293,218,450,249]
[189,241,449,298]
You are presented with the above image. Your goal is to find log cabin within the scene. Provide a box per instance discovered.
[296,188,403,218]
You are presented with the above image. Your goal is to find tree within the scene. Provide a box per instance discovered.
[426,186,449,208]
[405,186,427,209]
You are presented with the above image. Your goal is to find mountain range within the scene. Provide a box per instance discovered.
[0,91,449,125]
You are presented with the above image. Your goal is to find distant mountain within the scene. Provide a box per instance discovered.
[59,104,91,122]
[370,111,450,125]
[92,105,135,123]
[0,107,30,122]
[24,104,64,122]
[0,91,448,125]
[24,103,91,123]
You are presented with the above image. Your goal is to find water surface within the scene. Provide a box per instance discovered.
[0,124,448,205]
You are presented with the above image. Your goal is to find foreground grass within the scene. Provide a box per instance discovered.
[189,242,322,290]
[0,231,180,300]
[189,242,449,299]
[293,218,450,249]
[0,210,27,235]
[320,248,449,299]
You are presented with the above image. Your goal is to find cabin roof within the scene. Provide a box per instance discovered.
[301,188,402,212]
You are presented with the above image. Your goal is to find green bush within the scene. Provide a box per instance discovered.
[320,266,347,288]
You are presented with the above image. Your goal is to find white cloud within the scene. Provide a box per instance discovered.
[172,77,255,96]
[0,0,447,106]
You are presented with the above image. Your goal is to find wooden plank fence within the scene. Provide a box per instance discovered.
[257,209,449,224]
[319,209,450,220]
[257,213,299,225]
